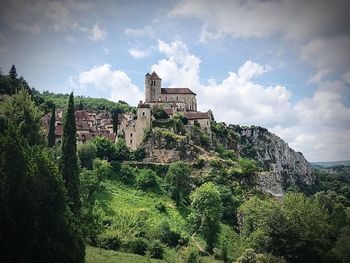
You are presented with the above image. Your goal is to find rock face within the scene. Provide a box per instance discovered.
[232,125,314,196]
[143,129,206,163]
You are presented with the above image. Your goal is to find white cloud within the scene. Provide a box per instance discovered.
[69,64,143,106]
[169,0,350,41]
[128,48,149,59]
[151,40,350,161]
[89,24,107,42]
[124,25,155,38]
[169,0,350,82]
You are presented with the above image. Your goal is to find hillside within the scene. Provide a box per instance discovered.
[1,76,349,263]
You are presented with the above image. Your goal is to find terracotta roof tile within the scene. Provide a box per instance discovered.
[184,111,210,120]
[161,88,196,95]
[150,71,161,80]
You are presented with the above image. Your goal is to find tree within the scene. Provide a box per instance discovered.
[111,106,123,133]
[48,104,56,147]
[0,125,85,262]
[152,106,169,120]
[60,92,81,215]
[115,139,130,161]
[190,182,222,253]
[4,89,43,146]
[165,161,191,205]
[78,142,97,169]
[92,136,117,161]
[9,64,17,79]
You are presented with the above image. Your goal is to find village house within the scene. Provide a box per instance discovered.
[43,109,116,144]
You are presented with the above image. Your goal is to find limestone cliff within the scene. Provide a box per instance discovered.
[143,124,314,197]
[230,125,314,196]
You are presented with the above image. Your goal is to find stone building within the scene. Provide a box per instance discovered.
[118,71,212,150]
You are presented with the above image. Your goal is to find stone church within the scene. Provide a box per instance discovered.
[119,71,212,150]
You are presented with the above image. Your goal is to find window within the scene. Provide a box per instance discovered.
[176,96,178,101]
[130,133,133,137]
[130,139,132,144]
[142,111,145,116]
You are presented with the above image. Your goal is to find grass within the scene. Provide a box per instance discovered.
[95,178,191,235]
[86,245,162,263]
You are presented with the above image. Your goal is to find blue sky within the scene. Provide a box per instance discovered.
[1,0,350,162]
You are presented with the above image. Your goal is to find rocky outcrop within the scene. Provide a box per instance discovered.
[231,125,314,195]
[143,129,206,163]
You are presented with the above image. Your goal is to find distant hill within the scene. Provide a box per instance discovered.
[311,160,350,168]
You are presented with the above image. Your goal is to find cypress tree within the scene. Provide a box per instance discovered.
[59,92,81,215]
[48,105,56,147]
[9,64,17,79]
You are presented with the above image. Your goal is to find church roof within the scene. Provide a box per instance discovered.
[150,71,161,80]
[161,88,196,95]
[184,111,210,120]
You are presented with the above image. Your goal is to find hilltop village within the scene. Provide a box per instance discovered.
[44,71,212,149]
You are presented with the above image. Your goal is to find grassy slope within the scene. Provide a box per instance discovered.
[86,245,161,263]
[95,179,191,235]
[92,179,223,262]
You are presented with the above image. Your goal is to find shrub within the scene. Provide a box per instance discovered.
[118,164,136,184]
[159,221,181,247]
[148,240,164,259]
[97,231,121,251]
[133,146,146,161]
[186,246,201,263]
[78,142,97,169]
[152,106,169,120]
[93,158,112,180]
[155,202,166,213]
[115,139,130,161]
[135,169,158,190]
[194,157,205,169]
[128,237,148,255]
[199,132,210,147]
[92,136,116,161]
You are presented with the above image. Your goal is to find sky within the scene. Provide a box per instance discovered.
[0,0,350,162]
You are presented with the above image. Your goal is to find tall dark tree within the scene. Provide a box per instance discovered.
[0,98,85,262]
[60,92,81,215]
[48,105,56,147]
[9,64,17,79]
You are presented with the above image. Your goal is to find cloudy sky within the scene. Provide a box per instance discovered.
[1,0,350,162]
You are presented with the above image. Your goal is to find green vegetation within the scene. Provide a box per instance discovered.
[165,161,192,205]
[0,91,84,262]
[60,92,81,215]
[1,70,349,262]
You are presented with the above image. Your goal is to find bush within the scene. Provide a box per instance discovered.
[115,139,130,161]
[132,146,146,161]
[186,246,201,263]
[118,164,136,184]
[194,157,205,169]
[92,136,116,161]
[152,106,169,120]
[148,240,164,259]
[97,231,121,251]
[128,238,148,255]
[78,142,97,169]
[93,158,112,180]
[135,169,158,190]
[155,202,166,213]
[199,132,210,147]
[159,221,182,247]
